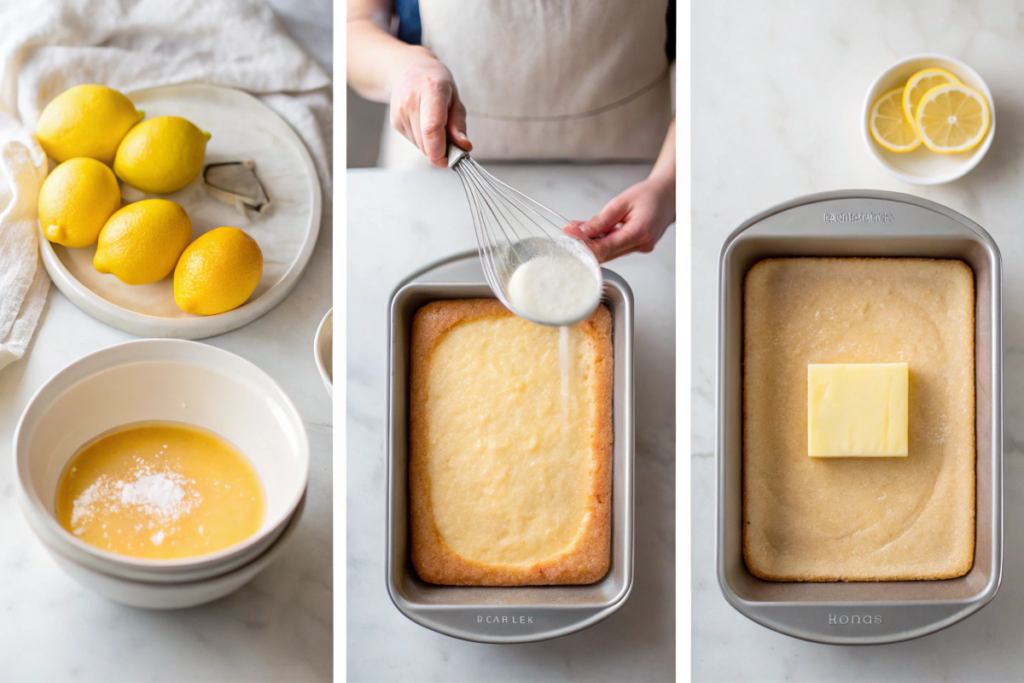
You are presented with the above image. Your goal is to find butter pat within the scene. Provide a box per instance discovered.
[807,363,908,457]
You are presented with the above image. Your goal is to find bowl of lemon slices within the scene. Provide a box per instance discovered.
[863,54,993,185]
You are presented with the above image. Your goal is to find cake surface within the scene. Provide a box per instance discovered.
[409,298,613,586]
[743,258,975,582]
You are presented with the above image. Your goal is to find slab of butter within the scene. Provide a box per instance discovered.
[807,363,908,457]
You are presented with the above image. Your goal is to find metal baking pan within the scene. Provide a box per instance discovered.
[717,190,1002,645]
[386,251,634,643]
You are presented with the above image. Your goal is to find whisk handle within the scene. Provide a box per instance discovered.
[447,141,470,169]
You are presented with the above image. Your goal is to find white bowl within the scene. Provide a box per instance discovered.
[23,491,300,585]
[314,308,332,397]
[14,339,309,583]
[862,53,995,185]
[49,494,305,609]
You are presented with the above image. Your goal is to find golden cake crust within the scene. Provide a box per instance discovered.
[409,298,613,586]
[743,257,975,582]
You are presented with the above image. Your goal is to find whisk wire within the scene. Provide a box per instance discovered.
[458,159,568,243]
[458,167,504,294]
[464,169,513,294]
[464,164,518,250]
[474,165,568,233]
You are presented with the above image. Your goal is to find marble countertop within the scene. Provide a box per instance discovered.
[694,2,1024,680]
[347,165,675,682]
[0,3,333,679]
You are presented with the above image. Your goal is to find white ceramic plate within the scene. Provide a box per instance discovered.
[862,54,994,185]
[40,84,322,339]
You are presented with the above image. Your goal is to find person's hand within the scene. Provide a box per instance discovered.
[572,174,675,263]
[389,56,472,168]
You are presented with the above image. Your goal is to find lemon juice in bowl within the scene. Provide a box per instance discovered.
[55,421,266,560]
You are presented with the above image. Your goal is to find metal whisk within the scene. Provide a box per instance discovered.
[447,143,602,326]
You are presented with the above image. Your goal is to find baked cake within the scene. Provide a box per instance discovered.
[743,257,975,581]
[409,299,613,586]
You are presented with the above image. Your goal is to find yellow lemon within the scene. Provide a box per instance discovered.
[94,199,192,285]
[902,68,960,131]
[915,83,991,154]
[36,85,143,164]
[174,227,263,316]
[38,158,121,248]
[868,88,921,153]
[114,116,211,194]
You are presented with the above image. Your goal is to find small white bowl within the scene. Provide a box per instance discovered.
[14,339,309,584]
[49,494,305,609]
[862,53,995,185]
[314,308,333,397]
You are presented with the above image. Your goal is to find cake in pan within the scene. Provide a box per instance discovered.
[409,298,613,586]
[743,257,975,581]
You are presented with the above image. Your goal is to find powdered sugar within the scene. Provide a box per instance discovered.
[70,465,201,544]
[70,479,107,527]
[120,473,189,521]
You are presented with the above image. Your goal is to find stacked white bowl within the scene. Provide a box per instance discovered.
[14,340,310,609]
[315,308,333,397]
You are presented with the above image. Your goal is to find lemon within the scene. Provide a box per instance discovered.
[38,158,121,248]
[174,227,263,316]
[869,88,921,153]
[915,83,991,154]
[114,116,211,194]
[94,199,192,285]
[36,85,143,164]
[902,68,960,130]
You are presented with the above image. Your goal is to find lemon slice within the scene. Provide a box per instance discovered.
[869,88,921,152]
[902,68,961,130]
[915,84,990,154]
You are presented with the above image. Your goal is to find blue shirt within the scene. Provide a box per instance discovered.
[395,0,422,45]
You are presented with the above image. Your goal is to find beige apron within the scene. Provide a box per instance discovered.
[379,0,673,168]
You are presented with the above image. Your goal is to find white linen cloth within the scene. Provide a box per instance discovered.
[0,112,47,370]
[0,0,332,372]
